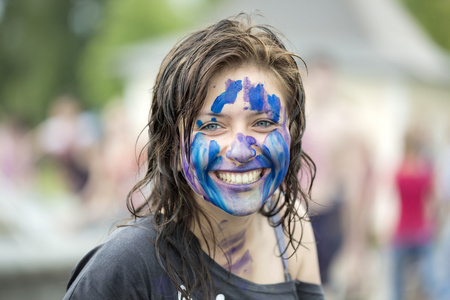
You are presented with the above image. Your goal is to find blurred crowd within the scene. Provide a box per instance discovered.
[301,61,450,300]
[1,67,450,300]
[0,95,141,243]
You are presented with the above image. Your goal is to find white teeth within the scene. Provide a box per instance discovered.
[243,174,249,184]
[215,170,262,185]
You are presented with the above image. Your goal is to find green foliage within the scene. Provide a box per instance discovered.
[401,0,450,51]
[0,0,86,125]
[77,0,205,112]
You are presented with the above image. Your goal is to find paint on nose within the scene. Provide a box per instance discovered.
[226,133,257,164]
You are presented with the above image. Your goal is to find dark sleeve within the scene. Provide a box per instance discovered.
[63,224,175,300]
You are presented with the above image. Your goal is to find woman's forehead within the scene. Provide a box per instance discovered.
[200,67,286,114]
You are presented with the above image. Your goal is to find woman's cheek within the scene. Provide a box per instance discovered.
[183,133,208,194]
[184,133,222,199]
[262,127,290,183]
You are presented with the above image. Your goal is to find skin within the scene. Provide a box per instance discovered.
[182,66,321,285]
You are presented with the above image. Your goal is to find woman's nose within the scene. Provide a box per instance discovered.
[226,133,257,164]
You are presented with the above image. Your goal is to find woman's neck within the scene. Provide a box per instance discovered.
[191,198,267,276]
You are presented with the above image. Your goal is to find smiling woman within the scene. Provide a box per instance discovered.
[63,13,324,300]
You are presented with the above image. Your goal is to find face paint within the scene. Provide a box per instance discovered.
[182,71,290,216]
[244,77,281,122]
[211,79,242,114]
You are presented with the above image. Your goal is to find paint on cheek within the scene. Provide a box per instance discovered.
[208,140,220,163]
[184,133,223,199]
[211,80,243,114]
[260,129,290,197]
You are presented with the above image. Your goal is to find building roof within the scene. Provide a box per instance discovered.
[116,0,450,84]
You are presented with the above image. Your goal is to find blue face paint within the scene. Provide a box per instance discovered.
[248,83,265,111]
[211,80,242,114]
[182,75,290,216]
[267,94,281,123]
[244,77,281,122]
[196,120,203,128]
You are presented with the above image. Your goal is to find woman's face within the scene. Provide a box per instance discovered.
[182,66,291,216]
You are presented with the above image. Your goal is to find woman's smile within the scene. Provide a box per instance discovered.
[215,169,263,185]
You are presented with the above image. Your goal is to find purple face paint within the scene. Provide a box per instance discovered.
[226,133,257,164]
[182,75,290,216]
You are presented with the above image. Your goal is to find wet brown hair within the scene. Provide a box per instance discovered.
[126,13,315,299]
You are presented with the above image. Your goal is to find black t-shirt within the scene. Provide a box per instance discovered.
[63,217,325,300]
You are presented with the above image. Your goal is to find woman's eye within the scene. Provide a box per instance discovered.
[201,123,222,131]
[255,120,275,128]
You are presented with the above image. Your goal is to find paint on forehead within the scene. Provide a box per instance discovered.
[267,94,281,123]
[243,77,281,122]
[210,80,243,114]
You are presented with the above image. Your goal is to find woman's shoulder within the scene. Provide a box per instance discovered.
[90,217,159,261]
[63,217,175,299]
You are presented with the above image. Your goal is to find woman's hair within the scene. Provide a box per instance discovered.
[127,13,316,299]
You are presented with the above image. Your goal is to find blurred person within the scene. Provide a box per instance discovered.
[391,129,436,300]
[302,59,376,299]
[63,14,325,299]
[34,94,100,194]
[80,100,138,226]
[0,117,35,189]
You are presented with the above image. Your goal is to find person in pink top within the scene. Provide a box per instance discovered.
[392,130,436,300]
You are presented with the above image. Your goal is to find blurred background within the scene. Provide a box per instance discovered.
[0,0,449,299]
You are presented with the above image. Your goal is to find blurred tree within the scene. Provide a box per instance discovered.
[77,0,209,110]
[0,0,214,126]
[0,0,94,126]
[401,0,450,52]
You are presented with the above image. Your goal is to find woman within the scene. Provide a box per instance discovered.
[64,14,324,300]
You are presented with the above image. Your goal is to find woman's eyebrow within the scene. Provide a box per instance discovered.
[249,110,281,120]
[201,112,232,119]
[200,110,281,119]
